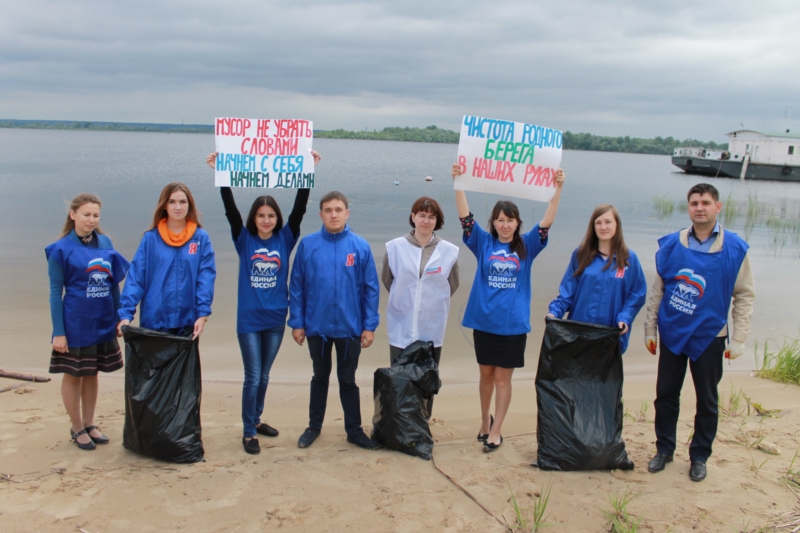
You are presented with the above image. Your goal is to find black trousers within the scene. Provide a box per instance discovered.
[654,336,725,462]
[307,336,362,437]
[389,345,442,417]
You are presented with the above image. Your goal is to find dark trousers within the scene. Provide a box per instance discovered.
[307,336,362,437]
[654,336,725,462]
[389,345,442,417]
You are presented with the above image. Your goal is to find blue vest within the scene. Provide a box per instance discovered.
[656,230,748,360]
[46,234,129,348]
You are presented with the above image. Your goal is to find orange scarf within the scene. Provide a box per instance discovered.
[158,219,197,247]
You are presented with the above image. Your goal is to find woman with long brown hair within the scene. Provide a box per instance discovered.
[46,193,130,449]
[451,163,565,452]
[117,182,216,338]
[547,204,647,354]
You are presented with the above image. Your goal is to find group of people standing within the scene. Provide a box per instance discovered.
[46,153,754,482]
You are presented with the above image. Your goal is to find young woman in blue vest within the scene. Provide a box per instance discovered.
[547,204,647,354]
[117,183,216,339]
[47,193,130,450]
[451,163,565,452]
[206,150,320,455]
[382,196,460,416]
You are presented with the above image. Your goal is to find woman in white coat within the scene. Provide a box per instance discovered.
[382,196,459,416]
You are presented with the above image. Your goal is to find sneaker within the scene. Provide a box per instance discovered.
[347,432,380,450]
[243,437,260,455]
[256,423,279,438]
[298,428,320,449]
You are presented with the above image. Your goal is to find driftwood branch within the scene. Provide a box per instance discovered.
[431,454,507,529]
[0,370,51,383]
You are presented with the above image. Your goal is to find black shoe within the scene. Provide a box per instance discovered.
[256,423,279,438]
[347,432,380,450]
[689,461,707,482]
[84,425,109,445]
[483,436,503,453]
[477,415,494,442]
[298,428,320,449]
[647,453,673,473]
[70,429,96,451]
[243,437,261,455]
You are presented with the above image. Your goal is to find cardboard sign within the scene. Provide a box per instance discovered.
[214,117,314,189]
[455,115,562,202]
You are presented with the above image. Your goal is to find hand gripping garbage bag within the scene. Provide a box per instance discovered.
[122,326,204,463]
[371,341,441,460]
[534,318,633,471]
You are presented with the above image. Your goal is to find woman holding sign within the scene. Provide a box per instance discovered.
[47,193,130,450]
[117,183,216,340]
[547,205,647,354]
[207,150,320,455]
[451,163,565,452]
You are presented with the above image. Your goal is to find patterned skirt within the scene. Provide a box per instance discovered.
[49,338,123,377]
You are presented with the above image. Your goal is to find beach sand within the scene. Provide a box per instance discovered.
[2,357,800,532]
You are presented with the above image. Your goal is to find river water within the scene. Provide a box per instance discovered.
[1,128,798,382]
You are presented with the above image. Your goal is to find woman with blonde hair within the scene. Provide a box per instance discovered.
[118,183,216,338]
[547,204,647,354]
[46,193,130,450]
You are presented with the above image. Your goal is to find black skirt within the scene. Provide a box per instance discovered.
[473,329,527,369]
[49,338,123,377]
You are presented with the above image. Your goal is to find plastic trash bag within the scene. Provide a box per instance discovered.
[371,341,441,460]
[122,326,204,463]
[534,317,633,471]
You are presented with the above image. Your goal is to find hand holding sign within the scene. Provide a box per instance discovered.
[455,115,563,203]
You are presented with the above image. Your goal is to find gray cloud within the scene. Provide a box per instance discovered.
[1,0,798,140]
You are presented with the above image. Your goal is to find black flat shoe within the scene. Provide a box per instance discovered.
[70,429,96,451]
[298,428,320,449]
[256,423,279,438]
[689,461,706,482]
[84,425,109,445]
[243,437,261,455]
[477,415,494,442]
[647,453,673,473]
[483,436,503,453]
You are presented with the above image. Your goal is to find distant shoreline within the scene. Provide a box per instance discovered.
[0,119,727,155]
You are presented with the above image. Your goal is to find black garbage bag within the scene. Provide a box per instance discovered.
[122,326,204,463]
[534,317,633,471]
[371,341,441,460]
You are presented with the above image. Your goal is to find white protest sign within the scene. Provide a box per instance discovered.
[455,115,562,202]
[214,117,314,189]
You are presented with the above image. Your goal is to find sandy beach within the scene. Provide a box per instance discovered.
[2,347,800,532]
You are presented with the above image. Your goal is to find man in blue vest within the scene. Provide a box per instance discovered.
[644,183,755,482]
[289,191,381,450]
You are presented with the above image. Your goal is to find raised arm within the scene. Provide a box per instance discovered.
[451,163,470,218]
[539,169,565,228]
[286,150,319,239]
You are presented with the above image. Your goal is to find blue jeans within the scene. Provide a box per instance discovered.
[238,327,284,437]
[307,336,362,437]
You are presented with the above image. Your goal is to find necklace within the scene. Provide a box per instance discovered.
[80,232,94,244]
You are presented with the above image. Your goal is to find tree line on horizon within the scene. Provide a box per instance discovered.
[0,120,728,154]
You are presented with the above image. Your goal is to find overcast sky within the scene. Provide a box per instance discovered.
[1,0,798,141]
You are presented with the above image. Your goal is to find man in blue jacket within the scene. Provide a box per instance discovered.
[289,191,381,450]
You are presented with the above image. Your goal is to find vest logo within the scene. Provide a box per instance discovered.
[188,243,198,255]
[85,258,111,298]
[674,269,706,301]
[346,253,355,267]
[615,267,626,278]
[487,250,520,289]
[669,269,706,316]
[250,248,280,289]
[425,266,442,276]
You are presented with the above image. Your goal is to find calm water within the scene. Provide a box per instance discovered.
[1,129,798,380]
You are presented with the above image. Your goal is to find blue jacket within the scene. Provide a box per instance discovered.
[119,227,216,330]
[288,224,380,338]
[548,249,647,354]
